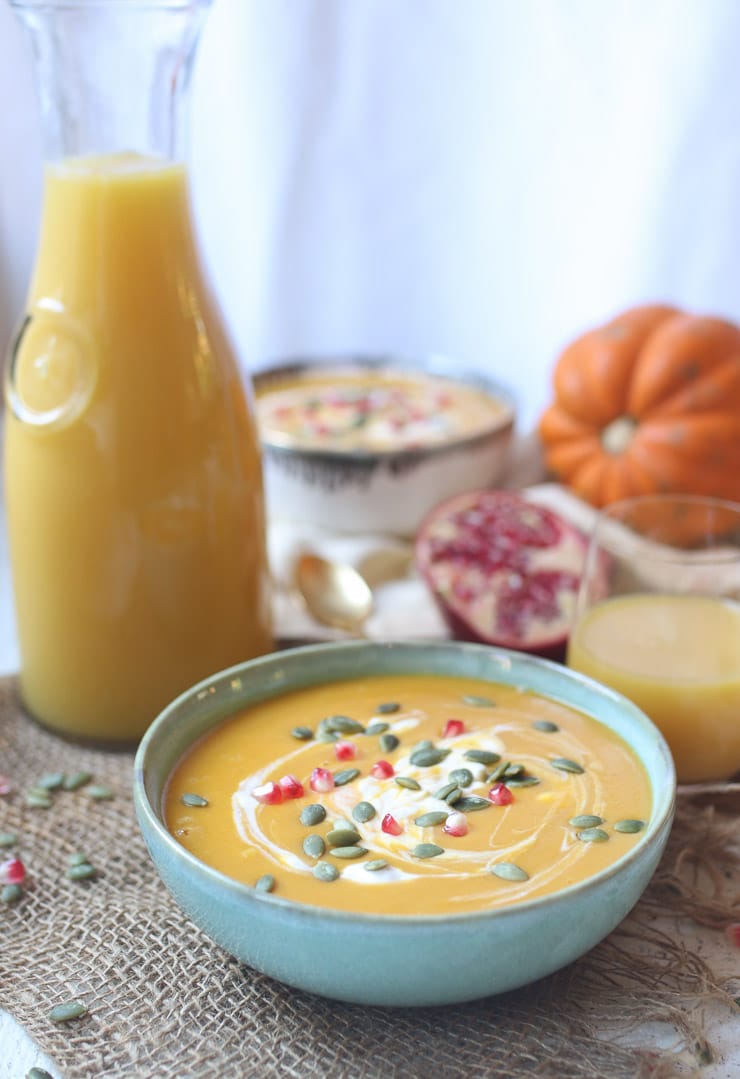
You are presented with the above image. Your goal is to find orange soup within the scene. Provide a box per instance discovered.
[165,674,652,915]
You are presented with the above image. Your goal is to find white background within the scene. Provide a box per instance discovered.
[4,0,740,433]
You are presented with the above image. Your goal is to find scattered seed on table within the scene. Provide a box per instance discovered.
[255,874,275,894]
[364,721,389,736]
[37,772,65,791]
[180,792,208,808]
[48,1000,88,1024]
[551,758,585,775]
[379,733,400,753]
[25,791,52,809]
[313,861,340,882]
[67,852,89,866]
[302,834,326,859]
[415,810,449,827]
[533,719,559,732]
[614,819,645,834]
[27,1067,55,1079]
[376,702,400,714]
[330,845,367,859]
[364,859,389,872]
[291,726,313,741]
[395,776,421,791]
[569,814,604,828]
[491,862,529,882]
[352,801,376,823]
[1,883,23,904]
[67,863,97,882]
[86,784,114,801]
[412,843,444,859]
[577,827,609,843]
[333,768,360,787]
[62,771,92,791]
[0,833,18,848]
[299,803,326,827]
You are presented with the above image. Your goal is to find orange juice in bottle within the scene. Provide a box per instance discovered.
[4,1,273,742]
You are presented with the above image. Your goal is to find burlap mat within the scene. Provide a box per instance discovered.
[1,676,738,1079]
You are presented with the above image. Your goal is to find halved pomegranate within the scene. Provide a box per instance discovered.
[415,489,592,660]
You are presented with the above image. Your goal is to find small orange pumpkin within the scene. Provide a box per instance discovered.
[538,304,740,507]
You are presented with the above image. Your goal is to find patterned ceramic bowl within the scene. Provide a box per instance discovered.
[251,355,516,537]
[133,640,675,1007]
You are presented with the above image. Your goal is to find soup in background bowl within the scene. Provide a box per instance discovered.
[252,355,516,536]
[134,640,675,1007]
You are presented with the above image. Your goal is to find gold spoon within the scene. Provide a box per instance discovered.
[294,553,374,636]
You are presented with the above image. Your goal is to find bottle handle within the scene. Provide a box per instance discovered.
[5,298,97,430]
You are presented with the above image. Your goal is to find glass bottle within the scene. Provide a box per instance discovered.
[4,0,273,743]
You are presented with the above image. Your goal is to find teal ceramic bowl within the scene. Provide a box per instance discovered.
[133,640,675,1007]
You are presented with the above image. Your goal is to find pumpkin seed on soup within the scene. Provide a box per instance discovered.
[300,803,326,826]
[376,702,400,714]
[614,819,645,834]
[569,814,604,828]
[491,862,529,882]
[577,827,609,843]
[313,861,340,882]
[532,719,559,732]
[352,801,376,823]
[462,694,495,707]
[551,758,585,775]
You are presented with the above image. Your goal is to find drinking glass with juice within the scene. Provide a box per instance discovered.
[567,495,740,783]
[4,1,273,743]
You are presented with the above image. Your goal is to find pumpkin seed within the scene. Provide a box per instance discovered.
[256,874,275,893]
[321,714,365,734]
[25,792,52,809]
[464,749,500,765]
[614,819,645,834]
[491,862,529,882]
[67,851,89,866]
[364,722,390,736]
[37,772,65,791]
[503,763,524,778]
[409,747,450,767]
[379,733,400,753]
[569,814,604,828]
[415,810,449,827]
[299,803,327,826]
[302,834,326,858]
[551,758,585,775]
[455,795,491,812]
[395,776,421,791]
[181,792,208,808]
[414,739,434,751]
[352,801,377,823]
[412,843,444,859]
[376,702,400,714]
[533,719,559,732]
[505,775,541,788]
[447,768,474,788]
[317,729,339,743]
[334,768,360,787]
[291,725,313,740]
[62,771,92,791]
[326,827,361,847]
[87,784,114,800]
[48,1000,88,1023]
[27,1068,54,1079]
[1,883,22,904]
[577,827,609,843]
[444,787,463,805]
[330,845,368,859]
[313,861,340,882]
[0,832,18,848]
[364,859,389,872]
[67,863,97,881]
[434,781,458,801]
[462,694,496,707]
[486,760,510,783]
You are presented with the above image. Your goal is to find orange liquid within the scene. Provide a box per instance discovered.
[4,153,273,742]
[567,593,740,783]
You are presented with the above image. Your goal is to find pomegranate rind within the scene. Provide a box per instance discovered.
[414,489,592,660]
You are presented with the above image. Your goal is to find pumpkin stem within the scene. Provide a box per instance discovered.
[601,415,637,455]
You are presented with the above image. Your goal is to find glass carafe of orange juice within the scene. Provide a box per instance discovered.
[4,0,273,743]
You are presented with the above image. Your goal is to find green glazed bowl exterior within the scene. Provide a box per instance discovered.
[133,640,675,1007]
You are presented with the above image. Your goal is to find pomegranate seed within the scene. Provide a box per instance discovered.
[381,813,403,836]
[443,811,468,837]
[726,922,740,947]
[335,741,358,761]
[488,782,514,806]
[0,776,12,796]
[310,767,335,793]
[443,718,465,738]
[0,856,25,885]
[253,781,283,805]
[278,774,304,799]
[371,760,395,779]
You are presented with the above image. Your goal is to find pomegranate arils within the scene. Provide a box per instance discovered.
[381,813,403,836]
[488,782,514,806]
[278,774,305,799]
[443,812,468,837]
[253,781,283,805]
[0,857,25,885]
[371,760,395,779]
[443,719,465,738]
[310,767,335,793]
[335,741,358,761]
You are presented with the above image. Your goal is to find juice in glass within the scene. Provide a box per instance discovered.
[567,592,740,783]
[4,153,273,741]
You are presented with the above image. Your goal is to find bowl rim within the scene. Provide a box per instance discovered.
[251,353,517,463]
[134,639,676,929]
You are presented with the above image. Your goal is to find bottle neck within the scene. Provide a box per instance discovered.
[13,0,210,163]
